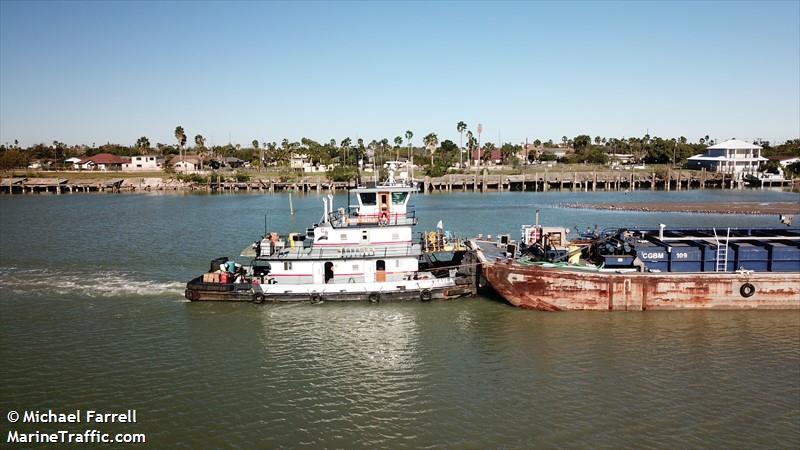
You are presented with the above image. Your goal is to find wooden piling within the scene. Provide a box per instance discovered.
[544,170,549,192]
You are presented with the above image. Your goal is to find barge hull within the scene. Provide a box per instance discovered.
[483,262,800,311]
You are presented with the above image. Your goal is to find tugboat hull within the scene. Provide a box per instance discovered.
[185,276,474,303]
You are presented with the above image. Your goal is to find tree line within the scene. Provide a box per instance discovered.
[2,124,798,173]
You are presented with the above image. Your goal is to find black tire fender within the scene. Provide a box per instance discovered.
[740,283,755,298]
[252,293,266,304]
[368,292,380,303]
[310,293,322,304]
[420,289,432,302]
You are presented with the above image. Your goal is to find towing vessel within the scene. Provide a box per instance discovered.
[470,217,800,311]
[185,167,474,303]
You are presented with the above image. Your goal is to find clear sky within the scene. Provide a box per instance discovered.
[1,0,798,148]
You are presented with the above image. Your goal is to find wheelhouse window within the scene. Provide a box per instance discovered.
[391,192,408,205]
[359,193,377,206]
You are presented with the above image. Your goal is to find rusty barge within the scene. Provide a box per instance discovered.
[470,222,800,311]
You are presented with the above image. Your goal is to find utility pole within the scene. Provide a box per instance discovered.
[477,123,483,167]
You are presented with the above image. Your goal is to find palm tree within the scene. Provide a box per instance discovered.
[357,138,365,165]
[251,139,259,150]
[394,136,403,160]
[379,138,389,170]
[423,132,438,166]
[174,126,186,163]
[457,121,467,168]
[405,130,413,163]
[466,131,475,165]
[367,139,377,165]
[136,136,150,155]
[194,135,206,167]
[340,137,351,166]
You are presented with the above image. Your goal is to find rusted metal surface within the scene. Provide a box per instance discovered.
[472,240,800,311]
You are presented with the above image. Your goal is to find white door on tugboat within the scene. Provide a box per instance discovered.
[312,262,323,284]
[364,259,375,282]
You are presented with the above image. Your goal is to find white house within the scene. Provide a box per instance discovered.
[65,157,82,168]
[290,153,309,169]
[123,155,163,171]
[172,155,202,172]
[687,139,767,174]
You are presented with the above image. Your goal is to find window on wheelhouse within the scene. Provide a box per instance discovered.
[391,192,408,205]
[359,193,377,206]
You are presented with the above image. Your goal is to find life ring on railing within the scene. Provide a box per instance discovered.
[378,211,390,226]
[368,292,380,303]
[740,283,756,298]
[420,289,432,302]
[252,293,266,304]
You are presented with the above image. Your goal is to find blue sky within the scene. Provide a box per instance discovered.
[1,1,798,147]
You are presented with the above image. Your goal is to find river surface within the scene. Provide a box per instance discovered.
[1,189,799,448]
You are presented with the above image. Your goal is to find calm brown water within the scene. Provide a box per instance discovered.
[1,190,799,448]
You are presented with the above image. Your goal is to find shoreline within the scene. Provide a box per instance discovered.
[2,171,799,195]
[560,201,800,216]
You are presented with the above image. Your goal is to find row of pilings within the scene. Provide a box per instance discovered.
[421,169,796,193]
[1,169,796,194]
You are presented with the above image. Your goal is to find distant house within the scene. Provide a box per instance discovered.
[303,164,330,173]
[220,156,245,169]
[776,156,800,168]
[517,144,540,162]
[65,157,82,168]
[543,148,569,159]
[471,149,503,165]
[290,153,309,169]
[78,153,129,171]
[171,155,202,172]
[608,153,634,164]
[123,155,164,171]
[687,139,766,174]
[28,159,55,169]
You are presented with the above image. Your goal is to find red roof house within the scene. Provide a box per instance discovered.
[78,153,130,171]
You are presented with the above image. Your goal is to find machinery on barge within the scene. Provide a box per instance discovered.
[185,167,475,303]
[470,214,800,311]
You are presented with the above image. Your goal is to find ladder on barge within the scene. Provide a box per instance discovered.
[713,227,730,272]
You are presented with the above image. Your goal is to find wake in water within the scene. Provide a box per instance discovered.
[0,267,186,299]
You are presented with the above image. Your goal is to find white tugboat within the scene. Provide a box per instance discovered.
[185,167,475,303]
